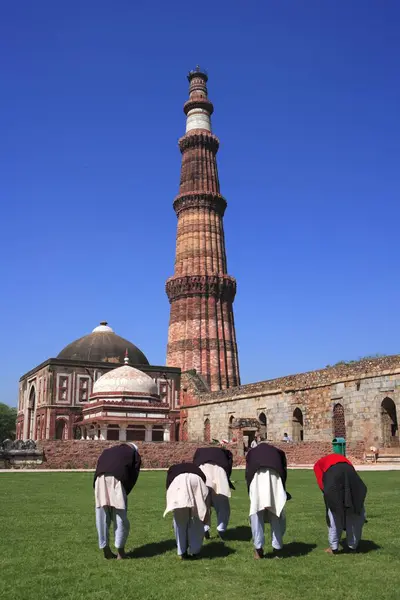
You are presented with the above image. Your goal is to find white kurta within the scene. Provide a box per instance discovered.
[95,475,127,509]
[164,473,209,521]
[199,463,231,498]
[249,468,287,517]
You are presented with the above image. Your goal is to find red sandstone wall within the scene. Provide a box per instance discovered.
[34,440,365,470]
[37,441,242,470]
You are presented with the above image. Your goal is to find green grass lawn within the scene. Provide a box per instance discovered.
[0,470,399,600]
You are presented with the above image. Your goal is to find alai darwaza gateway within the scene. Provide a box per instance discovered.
[16,322,181,442]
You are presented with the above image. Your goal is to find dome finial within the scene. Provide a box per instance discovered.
[124,349,130,365]
[92,322,114,333]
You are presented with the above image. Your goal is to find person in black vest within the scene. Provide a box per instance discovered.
[245,442,290,559]
[164,462,209,559]
[94,443,141,559]
[193,446,235,540]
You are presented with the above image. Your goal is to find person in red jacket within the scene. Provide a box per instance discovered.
[314,454,367,554]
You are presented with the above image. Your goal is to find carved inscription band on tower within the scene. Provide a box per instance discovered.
[166,67,240,391]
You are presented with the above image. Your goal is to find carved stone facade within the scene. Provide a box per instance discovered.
[166,67,240,391]
[16,359,181,442]
[179,356,400,449]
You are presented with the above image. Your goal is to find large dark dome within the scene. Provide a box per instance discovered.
[57,322,149,365]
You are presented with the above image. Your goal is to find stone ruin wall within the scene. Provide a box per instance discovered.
[183,356,400,447]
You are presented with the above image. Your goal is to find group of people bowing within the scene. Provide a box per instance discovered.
[93,441,367,560]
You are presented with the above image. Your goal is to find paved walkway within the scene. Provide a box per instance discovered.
[1,464,400,473]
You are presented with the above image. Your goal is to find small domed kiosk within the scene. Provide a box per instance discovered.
[81,353,170,442]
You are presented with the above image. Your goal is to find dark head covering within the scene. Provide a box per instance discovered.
[166,462,207,490]
[94,443,141,495]
[322,461,367,530]
[245,442,288,492]
[193,447,235,490]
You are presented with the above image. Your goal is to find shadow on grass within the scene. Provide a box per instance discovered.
[127,539,236,560]
[265,542,317,559]
[224,526,252,542]
[342,539,381,554]
[201,541,236,559]
[127,539,176,558]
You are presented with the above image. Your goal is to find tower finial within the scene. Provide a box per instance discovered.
[184,68,213,133]
[124,349,130,365]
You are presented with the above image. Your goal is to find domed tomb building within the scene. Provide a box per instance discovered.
[16,323,180,442]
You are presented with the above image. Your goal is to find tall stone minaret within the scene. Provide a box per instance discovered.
[166,67,240,391]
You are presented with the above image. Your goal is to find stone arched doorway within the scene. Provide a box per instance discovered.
[381,398,399,447]
[27,387,36,439]
[258,412,267,439]
[292,408,304,442]
[204,418,211,443]
[333,403,346,438]
[55,419,67,440]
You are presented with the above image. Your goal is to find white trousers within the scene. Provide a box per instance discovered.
[327,508,365,551]
[250,509,286,550]
[173,508,204,556]
[95,506,130,550]
[204,491,230,533]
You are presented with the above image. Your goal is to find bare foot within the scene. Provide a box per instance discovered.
[116,548,127,560]
[324,547,337,554]
[254,548,264,560]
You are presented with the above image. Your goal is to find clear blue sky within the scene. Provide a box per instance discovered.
[1,1,399,406]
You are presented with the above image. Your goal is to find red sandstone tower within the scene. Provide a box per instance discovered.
[166,67,240,391]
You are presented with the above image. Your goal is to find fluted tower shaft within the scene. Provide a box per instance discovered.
[166,68,240,391]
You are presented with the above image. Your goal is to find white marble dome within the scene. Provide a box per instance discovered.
[93,363,158,397]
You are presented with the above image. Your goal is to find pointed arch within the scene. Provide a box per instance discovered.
[258,412,267,439]
[55,419,67,440]
[381,397,398,447]
[333,403,346,438]
[228,415,235,441]
[204,418,211,443]
[292,407,304,442]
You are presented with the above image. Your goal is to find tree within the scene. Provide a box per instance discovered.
[0,403,17,442]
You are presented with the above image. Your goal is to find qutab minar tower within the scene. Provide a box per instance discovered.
[166,67,240,391]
